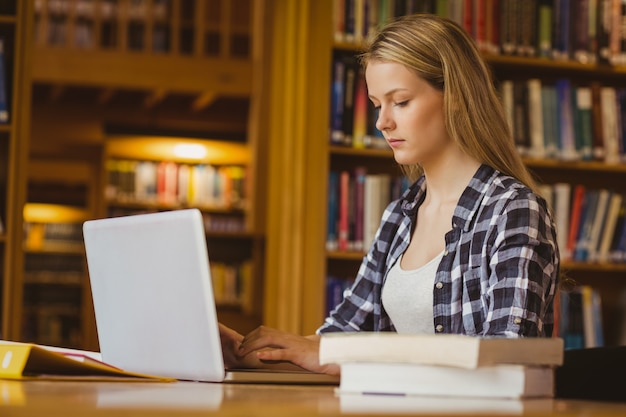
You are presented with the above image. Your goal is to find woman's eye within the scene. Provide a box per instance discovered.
[395,101,408,107]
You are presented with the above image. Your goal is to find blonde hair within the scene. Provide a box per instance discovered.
[360,14,537,190]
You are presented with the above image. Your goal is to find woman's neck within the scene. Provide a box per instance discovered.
[421,154,482,209]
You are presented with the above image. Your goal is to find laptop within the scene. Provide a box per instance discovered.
[82,208,338,385]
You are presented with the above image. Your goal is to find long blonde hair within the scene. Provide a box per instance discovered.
[360,14,537,190]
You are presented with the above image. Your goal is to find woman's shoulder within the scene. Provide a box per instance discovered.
[473,166,549,215]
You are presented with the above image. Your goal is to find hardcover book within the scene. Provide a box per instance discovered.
[337,362,555,398]
[0,341,173,381]
[319,333,564,369]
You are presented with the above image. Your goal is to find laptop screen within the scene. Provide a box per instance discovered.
[83,209,226,382]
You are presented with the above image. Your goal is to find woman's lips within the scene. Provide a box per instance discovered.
[387,139,404,148]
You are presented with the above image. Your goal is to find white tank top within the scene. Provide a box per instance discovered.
[381,251,444,334]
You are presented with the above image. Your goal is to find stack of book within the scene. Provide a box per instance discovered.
[319,333,564,399]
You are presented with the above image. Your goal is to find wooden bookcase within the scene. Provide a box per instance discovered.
[0,1,34,342]
[4,0,271,349]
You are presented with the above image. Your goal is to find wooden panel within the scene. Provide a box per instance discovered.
[263,0,333,334]
[31,48,252,95]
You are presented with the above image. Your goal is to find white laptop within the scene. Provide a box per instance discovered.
[82,208,338,385]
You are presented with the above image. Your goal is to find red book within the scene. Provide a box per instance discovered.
[338,171,350,251]
[566,185,587,261]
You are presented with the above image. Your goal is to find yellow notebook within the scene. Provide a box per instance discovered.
[0,341,174,381]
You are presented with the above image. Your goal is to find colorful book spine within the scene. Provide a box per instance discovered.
[327,170,340,251]
[0,38,8,123]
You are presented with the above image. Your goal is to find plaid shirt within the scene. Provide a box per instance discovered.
[318,164,559,337]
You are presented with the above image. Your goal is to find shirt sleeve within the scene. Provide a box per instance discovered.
[483,190,559,337]
[316,256,378,333]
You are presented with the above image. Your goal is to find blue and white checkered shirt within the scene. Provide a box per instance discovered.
[318,164,559,337]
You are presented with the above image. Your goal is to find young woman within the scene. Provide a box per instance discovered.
[220,13,559,376]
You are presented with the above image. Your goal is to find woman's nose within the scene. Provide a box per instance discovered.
[375,107,392,132]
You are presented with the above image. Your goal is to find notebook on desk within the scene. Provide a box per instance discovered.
[82,209,338,385]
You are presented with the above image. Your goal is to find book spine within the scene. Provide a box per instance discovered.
[330,57,346,145]
[517,0,537,56]
[600,86,620,164]
[333,0,346,42]
[338,170,350,251]
[327,170,339,251]
[574,86,594,160]
[555,79,578,160]
[512,80,530,155]
[341,55,357,146]
[537,0,553,58]
[553,183,572,260]
[567,185,587,260]
[574,189,598,261]
[573,0,591,63]
[597,193,623,262]
[0,38,8,123]
[527,79,545,158]
[353,166,366,252]
[352,67,368,149]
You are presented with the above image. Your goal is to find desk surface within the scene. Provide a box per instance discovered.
[1,380,626,417]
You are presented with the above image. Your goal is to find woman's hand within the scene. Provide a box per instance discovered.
[237,326,340,376]
[218,322,247,369]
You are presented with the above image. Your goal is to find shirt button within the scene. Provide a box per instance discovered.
[514,317,522,325]
[435,282,443,289]
[435,324,444,332]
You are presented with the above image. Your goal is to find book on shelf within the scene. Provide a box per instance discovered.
[573,188,599,262]
[566,184,586,260]
[326,168,407,253]
[597,192,623,263]
[541,183,626,264]
[527,78,545,159]
[0,38,8,124]
[556,79,578,161]
[573,85,594,160]
[0,340,173,381]
[500,77,626,164]
[332,0,626,67]
[552,182,571,260]
[106,159,247,210]
[319,333,564,369]
[559,285,604,350]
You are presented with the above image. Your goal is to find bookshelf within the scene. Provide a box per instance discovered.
[103,136,262,318]
[284,1,626,345]
[1,0,271,349]
[0,1,33,342]
[21,158,99,349]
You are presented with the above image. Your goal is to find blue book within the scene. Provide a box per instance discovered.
[0,38,8,124]
[574,189,598,261]
[555,79,578,160]
[330,57,345,144]
[326,171,340,251]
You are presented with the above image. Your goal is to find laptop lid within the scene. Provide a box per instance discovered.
[83,209,225,382]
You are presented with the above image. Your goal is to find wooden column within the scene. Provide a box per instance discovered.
[263,0,333,334]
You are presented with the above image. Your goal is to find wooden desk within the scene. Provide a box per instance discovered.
[1,380,625,417]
